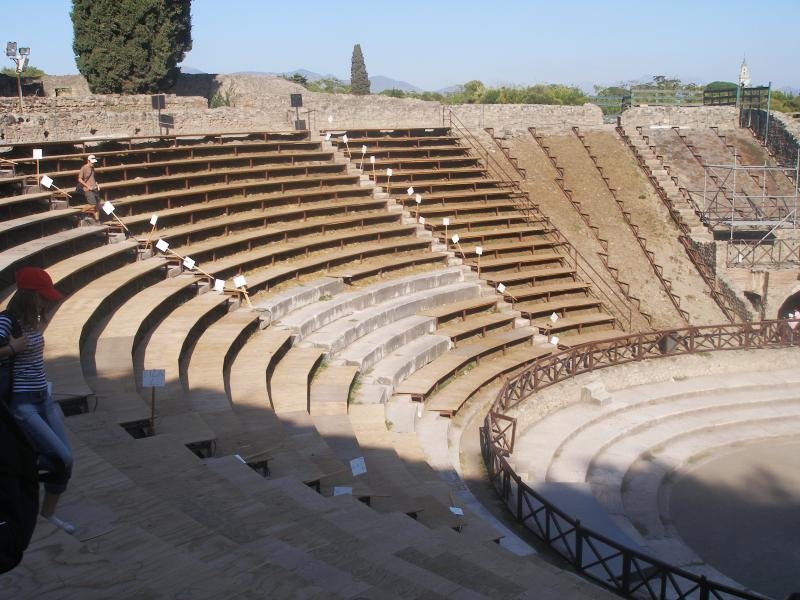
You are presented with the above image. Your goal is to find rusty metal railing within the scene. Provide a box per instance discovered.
[726,237,800,268]
[483,127,527,179]
[446,111,636,329]
[616,126,741,322]
[572,127,690,324]
[528,126,652,327]
[481,319,798,600]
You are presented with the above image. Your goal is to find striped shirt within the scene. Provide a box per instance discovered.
[0,315,47,393]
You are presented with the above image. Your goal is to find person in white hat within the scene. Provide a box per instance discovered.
[77,155,101,220]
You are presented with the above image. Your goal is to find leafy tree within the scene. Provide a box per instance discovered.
[705,81,738,92]
[282,73,308,87]
[770,90,800,114]
[350,44,370,95]
[380,88,407,98]
[306,77,350,94]
[461,80,486,103]
[1,65,46,78]
[71,0,192,93]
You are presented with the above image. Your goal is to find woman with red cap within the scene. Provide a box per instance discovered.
[0,267,74,534]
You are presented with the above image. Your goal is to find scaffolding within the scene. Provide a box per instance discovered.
[697,150,800,234]
[699,149,800,267]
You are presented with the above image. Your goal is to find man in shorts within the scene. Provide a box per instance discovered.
[77,155,100,220]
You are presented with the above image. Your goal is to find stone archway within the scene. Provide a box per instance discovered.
[777,289,800,318]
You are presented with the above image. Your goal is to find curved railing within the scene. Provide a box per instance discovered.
[481,320,799,600]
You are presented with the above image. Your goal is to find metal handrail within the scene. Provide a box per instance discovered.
[616,125,741,323]
[726,237,800,268]
[482,319,798,600]
[483,127,527,179]
[528,126,652,326]
[446,110,635,329]
[572,127,690,324]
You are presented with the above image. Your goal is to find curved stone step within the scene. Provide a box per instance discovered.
[512,369,800,484]
[276,267,464,340]
[548,386,800,484]
[336,314,436,371]
[362,334,452,392]
[303,281,479,355]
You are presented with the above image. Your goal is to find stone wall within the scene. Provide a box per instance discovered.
[0,95,211,143]
[621,105,739,129]
[1,73,603,142]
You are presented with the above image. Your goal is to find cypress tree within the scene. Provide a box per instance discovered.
[350,44,370,95]
[71,0,192,94]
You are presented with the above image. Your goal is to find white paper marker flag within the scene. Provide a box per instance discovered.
[386,168,393,177]
[213,279,225,293]
[451,234,459,244]
[102,201,115,215]
[497,283,506,294]
[350,457,367,477]
[342,134,349,144]
[149,214,158,226]
[32,148,43,160]
[415,193,421,204]
[324,132,331,141]
[327,115,333,123]
[550,312,559,323]
[333,486,352,496]
[233,275,247,288]
[475,246,483,256]
[407,186,414,196]
[182,256,196,270]
[442,217,450,227]
[370,155,375,164]
[361,144,367,154]
[155,239,169,252]
[550,335,560,346]
[40,175,53,188]
[449,506,464,516]
[419,216,426,224]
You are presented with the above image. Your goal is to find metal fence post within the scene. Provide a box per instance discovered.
[699,576,710,600]
[621,553,632,594]
[574,519,583,570]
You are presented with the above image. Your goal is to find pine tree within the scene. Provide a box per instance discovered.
[71,0,192,94]
[350,44,370,95]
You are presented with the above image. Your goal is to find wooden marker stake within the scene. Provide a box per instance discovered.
[142,369,166,434]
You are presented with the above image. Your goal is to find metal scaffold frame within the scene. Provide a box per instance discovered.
[698,150,800,233]
[702,149,800,267]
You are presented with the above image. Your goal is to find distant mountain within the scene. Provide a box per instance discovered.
[180,65,207,75]
[436,84,463,94]
[369,75,420,93]
[180,66,431,92]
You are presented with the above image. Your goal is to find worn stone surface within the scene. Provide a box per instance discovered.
[621,106,738,129]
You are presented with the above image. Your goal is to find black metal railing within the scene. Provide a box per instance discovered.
[481,320,799,600]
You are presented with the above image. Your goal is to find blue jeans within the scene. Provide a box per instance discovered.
[10,390,73,495]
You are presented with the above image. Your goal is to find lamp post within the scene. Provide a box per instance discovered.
[6,42,30,112]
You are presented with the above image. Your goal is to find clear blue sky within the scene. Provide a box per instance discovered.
[4,0,798,91]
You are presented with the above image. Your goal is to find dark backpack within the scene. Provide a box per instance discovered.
[0,400,39,573]
[0,310,39,573]
[0,310,21,403]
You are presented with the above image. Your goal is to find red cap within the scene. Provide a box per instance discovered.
[15,267,63,301]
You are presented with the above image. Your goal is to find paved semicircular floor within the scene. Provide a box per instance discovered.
[668,438,800,600]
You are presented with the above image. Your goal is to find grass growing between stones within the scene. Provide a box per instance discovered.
[347,373,363,405]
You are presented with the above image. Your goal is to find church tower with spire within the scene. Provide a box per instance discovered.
[739,56,751,87]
